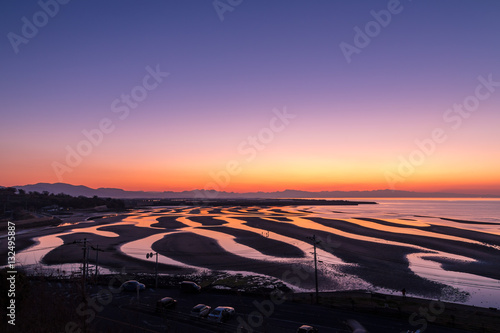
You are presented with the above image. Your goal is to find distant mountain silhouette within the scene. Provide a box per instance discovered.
[6,183,499,199]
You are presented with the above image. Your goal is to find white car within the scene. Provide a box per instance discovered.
[207,306,235,322]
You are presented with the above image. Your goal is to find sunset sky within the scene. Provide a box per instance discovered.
[1,1,499,194]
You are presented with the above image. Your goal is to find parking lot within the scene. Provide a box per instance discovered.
[23,279,477,333]
[43,281,468,333]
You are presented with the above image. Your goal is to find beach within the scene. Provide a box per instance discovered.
[3,201,500,308]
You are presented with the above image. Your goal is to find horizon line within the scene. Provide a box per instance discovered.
[5,182,500,197]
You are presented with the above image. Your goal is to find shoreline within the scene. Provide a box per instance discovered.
[4,204,500,309]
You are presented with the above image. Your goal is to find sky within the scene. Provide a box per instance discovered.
[1,0,499,195]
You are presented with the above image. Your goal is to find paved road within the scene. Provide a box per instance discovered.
[47,282,474,332]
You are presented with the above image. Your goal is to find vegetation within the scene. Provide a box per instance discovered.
[0,187,125,221]
[1,268,84,332]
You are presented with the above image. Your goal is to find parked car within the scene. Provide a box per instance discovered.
[156,297,177,312]
[190,304,211,318]
[120,280,145,292]
[207,306,235,322]
[180,281,201,293]
[297,325,319,333]
[345,319,368,333]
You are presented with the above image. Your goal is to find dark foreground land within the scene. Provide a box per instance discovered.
[2,272,499,333]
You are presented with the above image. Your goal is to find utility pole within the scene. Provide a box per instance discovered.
[79,238,92,285]
[313,235,319,303]
[82,238,87,282]
[86,245,90,280]
[94,245,99,281]
[155,252,158,289]
[146,252,159,289]
[307,235,320,304]
[81,238,88,333]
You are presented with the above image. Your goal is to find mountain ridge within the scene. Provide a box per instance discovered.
[5,183,499,199]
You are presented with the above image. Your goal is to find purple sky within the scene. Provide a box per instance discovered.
[1,1,499,194]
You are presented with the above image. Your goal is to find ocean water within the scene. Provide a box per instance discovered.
[331,198,500,224]
[309,198,500,307]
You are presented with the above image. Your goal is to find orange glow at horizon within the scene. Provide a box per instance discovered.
[13,169,496,195]
[2,123,499,195]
